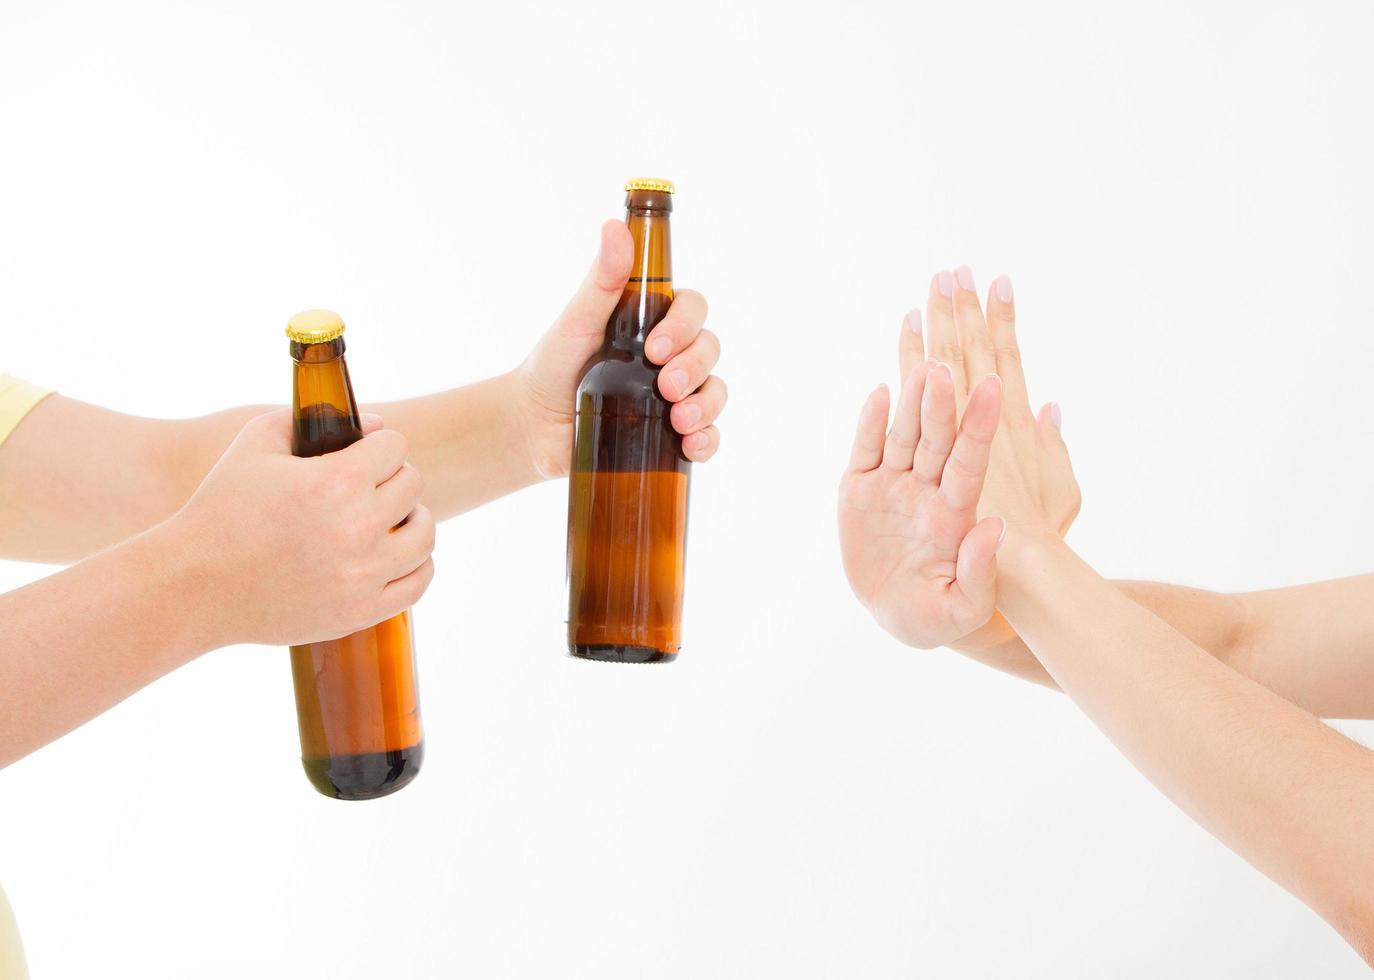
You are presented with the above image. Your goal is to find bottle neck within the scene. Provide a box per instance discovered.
[613,206,674,349]
[290,338,362,456]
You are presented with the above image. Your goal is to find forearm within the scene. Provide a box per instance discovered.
[0,397,266,563]
[960,575,1374,719]
[0,373,543,564]
[954,580,1246,693]
[1223,576,1374,719]
[0,520,224,767]
[998,535,1374,961]
[363,371,542,521]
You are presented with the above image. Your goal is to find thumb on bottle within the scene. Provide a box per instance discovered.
[554,220,633,339]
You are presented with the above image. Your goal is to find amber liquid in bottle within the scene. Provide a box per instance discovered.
[289,332,423,799]
[566,183,689,663]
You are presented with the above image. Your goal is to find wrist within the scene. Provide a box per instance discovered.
[996,526,1075,600]
[507,365,573,483]
[501,367,559,484]
[142,514,237,654]
[949,612,1019,655]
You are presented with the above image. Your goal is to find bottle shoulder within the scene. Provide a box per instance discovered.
[576,349,664,400]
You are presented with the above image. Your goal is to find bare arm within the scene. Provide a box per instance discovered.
[999,536,1374,964]
[955,577,1374,720]
[0,222,727,566]
[0,376,540,563]
[0,395,267,563]
[954,582,1248,688]
[1,521,225,765]
[913,268,1374,960]
[0,413,434,767]
[839,267,1374,719]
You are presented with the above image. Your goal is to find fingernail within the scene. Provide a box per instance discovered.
[667,369,689,397]
[994,275,1013,303]
[995,518,1008,551]
[677,403,702,428]
[906,308,922,334]
[359,413,383,426]
[937,270,953,298]
[956,265,975,292]
[1049,402,1063,430]
[647,336,672,361]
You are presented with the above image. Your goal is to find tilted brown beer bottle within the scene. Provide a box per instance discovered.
[566,179,690,663]
[286,309,424,799]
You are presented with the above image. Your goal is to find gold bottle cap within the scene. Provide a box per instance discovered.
[624,177,675,194]
[286,309,346,344]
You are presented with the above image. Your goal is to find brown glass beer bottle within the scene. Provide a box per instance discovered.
[566,179,690,663]
[286,309,424,799]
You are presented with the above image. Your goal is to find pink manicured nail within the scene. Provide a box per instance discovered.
[956,265,975,292]
[1049,402,1063,430]
[994,275,1013,303]
[905,308,922,334]
[647,336,672,361]
[667,369,689,397]
[937,270,953,298]
[359,413,383,426]
[677,403,702,428]
[995,518,1008,551]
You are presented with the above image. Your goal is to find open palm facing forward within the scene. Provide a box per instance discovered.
[838,355,1004,649]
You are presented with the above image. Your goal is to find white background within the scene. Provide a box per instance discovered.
[1,0,1372,976]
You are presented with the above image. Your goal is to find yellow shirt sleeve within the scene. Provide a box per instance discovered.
[0,374,54,447]
[0,884,27,980]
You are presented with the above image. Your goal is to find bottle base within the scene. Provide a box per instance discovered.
[570,643,678,664]
[301,741,424,800]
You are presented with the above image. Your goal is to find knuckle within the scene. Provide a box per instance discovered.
[404,561,435,604]
[387,429,410,459]
[418,512,437,552]
[1005,410,1035,432]
[994,344,1023,366]
[969,335,996,359]
[946,448,984,481]
[320,467,360,504]
[340,594,375,632]
[399,462,423,500]
[938,343,964,364]
[340,452,373,483]
[301,461,334,495]
[341,519,372,554]
[348,549,376,588]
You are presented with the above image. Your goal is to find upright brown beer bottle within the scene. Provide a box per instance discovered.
[286,309,424,799]
[566,179,690,663]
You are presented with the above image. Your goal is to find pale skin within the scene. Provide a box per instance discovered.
[842,265,1374,720]
[0,220,725,768]
[839,265,1374,962]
